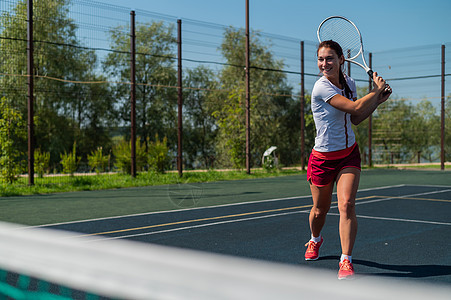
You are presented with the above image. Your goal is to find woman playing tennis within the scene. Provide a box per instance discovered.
[304,40,391,280]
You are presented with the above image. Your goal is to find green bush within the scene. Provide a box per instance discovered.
[148,135,171,173]
[34,148,50,178]
[113,138,147,174]
[88,147,110,174]
[60,142,81,176]
[0,97,26,183]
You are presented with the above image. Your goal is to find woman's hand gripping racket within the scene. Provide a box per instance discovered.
[317,16,391,95]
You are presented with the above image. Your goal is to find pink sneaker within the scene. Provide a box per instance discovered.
[338,259,355,280]
[304,237,323,260]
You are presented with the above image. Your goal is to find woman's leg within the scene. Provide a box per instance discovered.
[336,168,360,256]
[305,181,334,260]
[309,181,334,238]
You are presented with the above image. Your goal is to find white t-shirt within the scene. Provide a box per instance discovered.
[311,75,357,152]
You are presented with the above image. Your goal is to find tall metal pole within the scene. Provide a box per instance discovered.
[300,41,305,171]
[130,11,136,177]
[245,0,251,174]
[177,19,183,177]
[27,0,34,185]
[368,53,373,167]
[441,45,445,170]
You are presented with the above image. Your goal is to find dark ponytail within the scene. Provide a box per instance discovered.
[318,40,353,100]
[339,69,352,100]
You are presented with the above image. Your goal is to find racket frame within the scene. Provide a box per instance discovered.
[317,16,373,78]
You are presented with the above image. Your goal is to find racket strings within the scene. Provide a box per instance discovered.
[318,18,361,59]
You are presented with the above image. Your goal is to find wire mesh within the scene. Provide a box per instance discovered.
[0,0,449,189]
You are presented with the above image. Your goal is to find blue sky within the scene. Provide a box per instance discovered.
[105,0,451,52]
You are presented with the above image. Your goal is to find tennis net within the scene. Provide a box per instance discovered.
[0,221,449,300]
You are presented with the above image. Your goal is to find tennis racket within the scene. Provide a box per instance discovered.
[317,16,374,78]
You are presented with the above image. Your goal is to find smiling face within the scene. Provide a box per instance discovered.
[317,46,344,85]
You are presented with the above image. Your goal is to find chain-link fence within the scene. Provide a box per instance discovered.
[0,0,449,186]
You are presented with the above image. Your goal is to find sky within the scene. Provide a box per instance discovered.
[104,0,451,53]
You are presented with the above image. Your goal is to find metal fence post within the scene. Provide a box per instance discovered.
[245,0,251,174]
[130,11,136,177]
[368,52,373,167]
[27,0,34,185]
[441,44,445,170]
[177,19,183,177]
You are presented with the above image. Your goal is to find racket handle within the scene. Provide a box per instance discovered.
[367,69,374,78]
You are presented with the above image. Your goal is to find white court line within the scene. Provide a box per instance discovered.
[86,189,451,242]
[330,213,451,226]
[31,184,451,230]
[82,211,301,242]
[28,184,409,229]
[402,184,451,189]
[352,188,451,207]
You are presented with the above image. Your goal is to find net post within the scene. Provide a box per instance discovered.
[245,0,251,174]
[368,52,373,167]
[130,11,136,178]
[177,19,183,177]
[27,0,35,186]
[300,41,305,171]
[441,44,445,170]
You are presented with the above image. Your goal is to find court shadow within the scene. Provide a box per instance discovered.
[352,259,451,279]
[317,255,340,261]
[316,256,451,279]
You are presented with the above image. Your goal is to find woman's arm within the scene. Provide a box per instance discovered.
[350,89,391,125]
[328,73,392,125]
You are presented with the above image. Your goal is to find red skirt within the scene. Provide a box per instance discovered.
[307,143,361,187]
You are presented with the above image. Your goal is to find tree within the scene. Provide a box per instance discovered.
[183,65,218,169]
[372,99,409,164]
[0,97,26,183]
[352,86,371,165]
[0,0,115,170]
[371,98,440,164]
[408,100,440,162]
[74,78,116,163]
[288,92,314,167]
[103,20,177,152]
[211,27,297,168]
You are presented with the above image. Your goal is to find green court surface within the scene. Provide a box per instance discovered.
[35,169,451,286]
[0,168,450,297]
[0,169,449,226]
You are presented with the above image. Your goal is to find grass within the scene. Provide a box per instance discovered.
[1,161,449,197]
[0,168,302,197]
[1,162,449,197]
